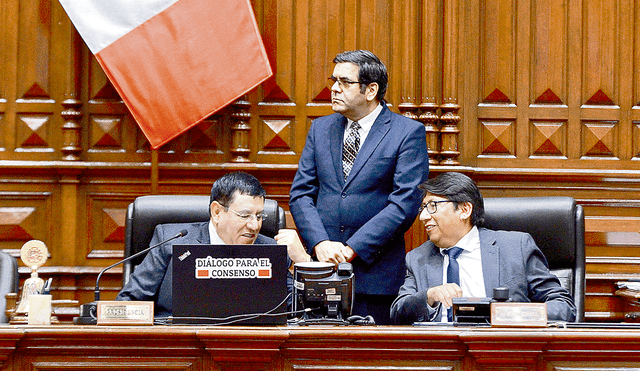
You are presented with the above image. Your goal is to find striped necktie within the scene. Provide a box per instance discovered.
[342,121,361,179]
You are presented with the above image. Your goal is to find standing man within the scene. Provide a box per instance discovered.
[289,50,429,325]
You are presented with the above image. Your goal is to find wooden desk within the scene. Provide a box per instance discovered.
[1,325,640,370]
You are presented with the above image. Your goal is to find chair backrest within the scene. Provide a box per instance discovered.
[0,250,19,323]
[122,195,286,286]
[482,196,585,322]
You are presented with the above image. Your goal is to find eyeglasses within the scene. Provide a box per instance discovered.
[419,200,454,215]
[328,76,362,90]
[225,206,267,222]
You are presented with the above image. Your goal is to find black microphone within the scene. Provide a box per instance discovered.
[73,229,188,325]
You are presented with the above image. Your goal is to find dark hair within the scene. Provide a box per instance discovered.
[210,172,266,207]
[333,50,388,101]
[418,172,485,226]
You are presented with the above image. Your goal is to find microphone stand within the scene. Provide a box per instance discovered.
[73,229,188,325]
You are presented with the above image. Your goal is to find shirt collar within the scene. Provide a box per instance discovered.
[348,103,382,132]
[208,220,225,244]
[439,226,479,256]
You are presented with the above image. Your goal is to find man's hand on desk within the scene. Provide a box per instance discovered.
[426,283,463,308]
[314,240,348,264]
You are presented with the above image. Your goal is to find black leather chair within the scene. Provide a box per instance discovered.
[0,250,19,323]
[122,195,286,286]
[482,196,585,322]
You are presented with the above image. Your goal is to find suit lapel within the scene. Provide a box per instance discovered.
[195,221,209,244]
[425,243,444,287]
[330,115,348,185]
[343,104,392,188]
[479,228,499,297]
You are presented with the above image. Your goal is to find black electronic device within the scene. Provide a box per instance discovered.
[291,261,354,325]
[73,229,188,325]
[452,297,492,323]
[452,287,510,324]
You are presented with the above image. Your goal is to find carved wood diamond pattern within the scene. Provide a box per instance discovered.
[0,207,37,241]
[22,83,48,99]
[582,121,617,157]
[17,115,49,148]
[262,119,292,151]
[102,208,126,243]
[0,114,4,149]
[91,116,123,149]
[481,121,514,155]
[531,122,565,156]
[187,120,219,152]
[535,89,563,105]
[633,122,640,159]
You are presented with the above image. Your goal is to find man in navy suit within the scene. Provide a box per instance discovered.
[117,172,310,317]
[289,50,429,325]
[390,172,576,324]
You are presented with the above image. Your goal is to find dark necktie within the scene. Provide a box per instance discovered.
[342,121,361,179]
[444,246,463,321]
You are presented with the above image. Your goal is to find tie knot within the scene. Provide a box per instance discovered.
[350,121,361,131]
[445,246,463,260]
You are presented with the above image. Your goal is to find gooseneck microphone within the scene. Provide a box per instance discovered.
[74,229,188,325]
[94,229,188,302]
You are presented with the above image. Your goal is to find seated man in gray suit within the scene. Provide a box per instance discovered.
[390,172,576,324]
[116,171,310,317]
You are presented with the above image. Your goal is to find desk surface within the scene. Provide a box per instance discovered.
[1,325,640,371]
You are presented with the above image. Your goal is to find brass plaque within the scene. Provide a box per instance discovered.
[96,301,154,325]
[490,302,547,327]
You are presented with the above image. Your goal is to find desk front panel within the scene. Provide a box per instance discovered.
[2,326,640,371]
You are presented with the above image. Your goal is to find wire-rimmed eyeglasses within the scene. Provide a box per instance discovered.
[418,200,454,215]
[225,206,267,222]
[328,76,362,90]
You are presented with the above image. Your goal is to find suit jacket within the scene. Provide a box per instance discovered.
[390,228,577,324]
[116,221,276,317]
[289,102,429,295]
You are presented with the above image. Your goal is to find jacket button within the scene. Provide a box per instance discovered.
[341,193,346,198]
[340,226,345,232]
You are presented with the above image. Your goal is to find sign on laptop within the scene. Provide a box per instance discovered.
[172,244,288,325]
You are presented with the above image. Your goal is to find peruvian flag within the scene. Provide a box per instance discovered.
[59,0,272,149]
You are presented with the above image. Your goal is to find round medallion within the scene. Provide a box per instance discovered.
[20,240,48,269]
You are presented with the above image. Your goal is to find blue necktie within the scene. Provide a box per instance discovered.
[444,246,463,321]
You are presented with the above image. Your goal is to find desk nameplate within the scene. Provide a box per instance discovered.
[96,301,154,325]
[490,302,547,327]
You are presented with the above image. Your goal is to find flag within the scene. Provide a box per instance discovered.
[59,0,272,149]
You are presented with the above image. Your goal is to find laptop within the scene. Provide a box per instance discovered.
[171,244,288,325]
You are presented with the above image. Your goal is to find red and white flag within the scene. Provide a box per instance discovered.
[59,0,272,149]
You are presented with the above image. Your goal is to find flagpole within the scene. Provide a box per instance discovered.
[151,148,159,194]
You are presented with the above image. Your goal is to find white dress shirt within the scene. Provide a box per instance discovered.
[208,220,225,244]
[342,103,383,146]
[438,226,485,322]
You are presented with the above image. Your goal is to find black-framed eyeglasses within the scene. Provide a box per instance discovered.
[225,206,267,223]
[419,200,454,215]
[328,76,362,90]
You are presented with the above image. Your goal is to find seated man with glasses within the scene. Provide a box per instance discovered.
[390,172,576,324]
[116,171,310,317]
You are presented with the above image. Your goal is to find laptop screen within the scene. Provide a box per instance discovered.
[172,244,288,325]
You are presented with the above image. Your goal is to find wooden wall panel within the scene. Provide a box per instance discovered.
[0,0,639,322]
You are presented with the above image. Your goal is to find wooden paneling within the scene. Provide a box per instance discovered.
[4,326,640,370]
[0,0,639,321]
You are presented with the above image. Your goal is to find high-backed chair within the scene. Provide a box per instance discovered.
[0,250,19,323]
[122,195,286,286]
[482,196,585,322]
